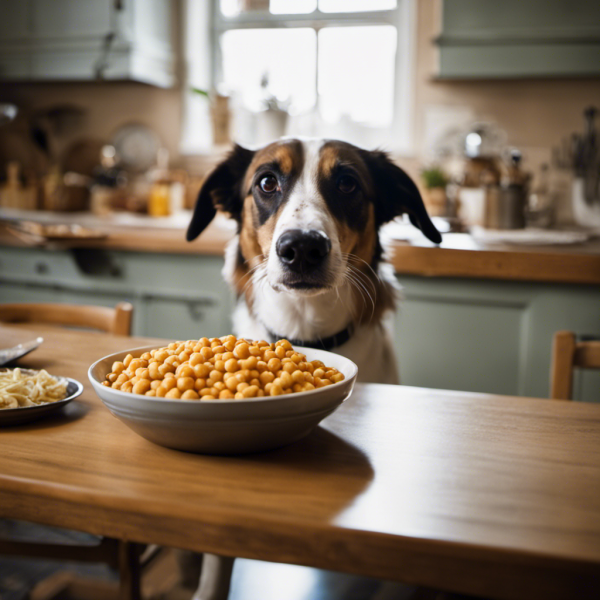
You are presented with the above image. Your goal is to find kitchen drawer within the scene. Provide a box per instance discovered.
[0,246,234,339]
[0,247,229,295]
[0,282,64,305]
[0,247,86,282]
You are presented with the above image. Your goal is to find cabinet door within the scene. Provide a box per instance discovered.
[0,282,64,304]
[0,1,29,41]
[30,0,113,39]
[142,295,231,341]
[437,0,600,78]
[394,285,524,396]
[394,276,600,402]
[0,0,174,86]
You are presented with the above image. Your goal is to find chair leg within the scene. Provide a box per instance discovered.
[192,553,235,600]
[118,540,142,600]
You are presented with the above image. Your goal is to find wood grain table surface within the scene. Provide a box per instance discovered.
[1,324,599,600]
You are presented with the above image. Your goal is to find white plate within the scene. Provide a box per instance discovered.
[88,345,358,455]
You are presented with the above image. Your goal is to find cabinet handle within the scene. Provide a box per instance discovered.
[188,301,211,322]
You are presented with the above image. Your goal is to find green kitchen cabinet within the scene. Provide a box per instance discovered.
[437,0,600,78]
[0,0,175,86]
[394,276,600,402]
[0,246,234,340]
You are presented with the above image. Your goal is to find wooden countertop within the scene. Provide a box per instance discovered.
[1,323,600,600]
[1,213,600,285]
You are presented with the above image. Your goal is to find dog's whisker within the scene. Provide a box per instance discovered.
[346,262,377,297]
[237,258,267,287]
[341,274,362,321]
[336,280,357,323]
[343,271,370,322]
[342,259,379,299]
[345,267,375,323]
[347,265,377,298]
[341,252,383,285]
[239,260,268,298]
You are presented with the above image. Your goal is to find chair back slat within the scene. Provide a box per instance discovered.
[574,342,600,369]
[0,302,133,336]
[550,331,600,400]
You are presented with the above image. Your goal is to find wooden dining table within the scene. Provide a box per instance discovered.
[1,323,599,600]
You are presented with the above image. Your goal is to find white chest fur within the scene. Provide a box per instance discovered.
[224,237,400,385]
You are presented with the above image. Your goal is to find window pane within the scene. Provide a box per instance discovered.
[319,0,396,13]
[219,0,244,17]
[220,0,316,17]
[318,26,397,127]
[220,28,317,114]
[270,0,317,14]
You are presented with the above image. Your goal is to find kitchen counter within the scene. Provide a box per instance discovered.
[1,211,599,285]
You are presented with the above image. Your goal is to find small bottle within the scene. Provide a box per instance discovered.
[90,145,126,215]
[148,148,172,217]
[0,162,22,209]
[499,150,530,229]
[527,164,553,228]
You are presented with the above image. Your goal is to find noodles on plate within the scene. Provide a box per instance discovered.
[0,368,67,409]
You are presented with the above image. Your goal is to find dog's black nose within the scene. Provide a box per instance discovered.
[276,229,331,272]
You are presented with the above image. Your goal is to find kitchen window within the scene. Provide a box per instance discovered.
[182,0,415,154]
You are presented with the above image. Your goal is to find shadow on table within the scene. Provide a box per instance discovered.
[235,425,375,512]
[0,401,89,432]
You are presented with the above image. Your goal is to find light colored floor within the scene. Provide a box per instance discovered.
[0,522,452,600]
[227,559,426,600]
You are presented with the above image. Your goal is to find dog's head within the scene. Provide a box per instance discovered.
[187,139,441,297]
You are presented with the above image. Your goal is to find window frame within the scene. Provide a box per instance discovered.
[181,0,416,156]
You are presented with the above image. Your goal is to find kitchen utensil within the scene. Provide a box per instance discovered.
[483,184,526,230]
[0,337,44,367]
[5,221,107,245]
[111,123,161,172]
[0,104,18,126]
[61,138,107,177]
[89,345,358,455]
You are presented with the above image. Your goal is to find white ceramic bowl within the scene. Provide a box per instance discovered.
[88,345,358,455]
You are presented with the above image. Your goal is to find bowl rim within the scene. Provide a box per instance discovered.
[88,344,358,406]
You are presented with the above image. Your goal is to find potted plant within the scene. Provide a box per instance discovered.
[420,165,449,217]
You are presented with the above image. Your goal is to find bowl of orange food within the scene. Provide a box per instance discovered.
[88,336,357,454]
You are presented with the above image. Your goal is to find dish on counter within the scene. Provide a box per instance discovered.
[0,367,66,408]
[0,368,84,426]
[6,220,107,244]
[100,336,345,401]
[89,340,358,455]
[111,122,161,172]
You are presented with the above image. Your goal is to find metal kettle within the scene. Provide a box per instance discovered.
[483,150,529,229]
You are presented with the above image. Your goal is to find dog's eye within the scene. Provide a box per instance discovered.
[258,175,278,194]
[337,175,357,194]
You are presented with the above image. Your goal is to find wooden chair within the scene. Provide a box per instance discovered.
[0,300,154,600]
[550,331,600,400]
[0,302,133,336]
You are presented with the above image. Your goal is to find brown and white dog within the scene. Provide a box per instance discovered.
[186,138,441,599]
[187,138,441,384]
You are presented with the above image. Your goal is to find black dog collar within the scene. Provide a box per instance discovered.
[265,324,355,352]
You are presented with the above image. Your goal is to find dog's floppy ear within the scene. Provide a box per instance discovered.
[187,144,255,241]
[360,150,442,244]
